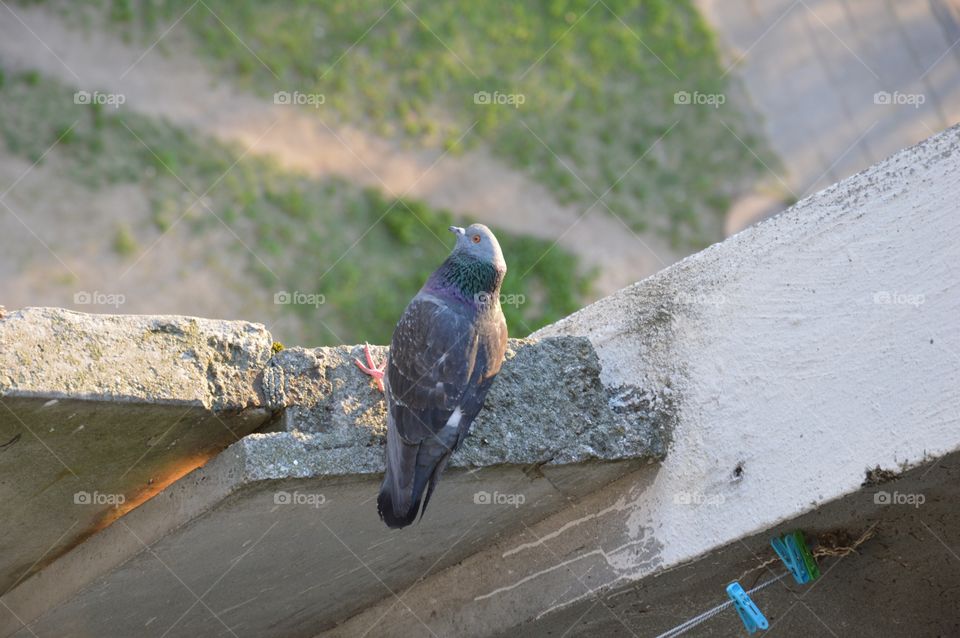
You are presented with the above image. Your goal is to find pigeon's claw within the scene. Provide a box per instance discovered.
[354,343,386,393]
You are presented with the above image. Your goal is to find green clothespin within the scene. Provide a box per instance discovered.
[771,530,820,584]
[790,530,820,581]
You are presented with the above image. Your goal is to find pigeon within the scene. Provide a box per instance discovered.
[355,223,508,529]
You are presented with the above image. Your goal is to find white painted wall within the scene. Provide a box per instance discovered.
[327,125,960,637]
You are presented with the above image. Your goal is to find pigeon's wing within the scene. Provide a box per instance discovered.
[415,307,508,516]
[378,293,503,527]
[454,307,507,432]
[386,292,480,442]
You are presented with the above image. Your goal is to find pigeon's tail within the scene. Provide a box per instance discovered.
[377,470,433,529]
[377,417,424,529]
[378,421,453,529]
[377,484,418,529]
[377,451,448,529]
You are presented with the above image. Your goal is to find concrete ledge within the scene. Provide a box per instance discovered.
[0,330,669,637]
[0,309,274,594]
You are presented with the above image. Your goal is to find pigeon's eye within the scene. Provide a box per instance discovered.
[471,234,481,244]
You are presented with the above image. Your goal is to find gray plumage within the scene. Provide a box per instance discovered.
[378,224,508,529]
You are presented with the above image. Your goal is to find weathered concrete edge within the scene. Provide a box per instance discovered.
[262,336,676,469]
[0,425,649,633]
[0,307,275,412]
[229,429,660,483]
[253,336,671,476]
[0,309,674,464]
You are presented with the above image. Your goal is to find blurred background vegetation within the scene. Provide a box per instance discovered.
[3,0,773,345]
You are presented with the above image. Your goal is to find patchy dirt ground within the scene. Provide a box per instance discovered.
[0,151,284,332]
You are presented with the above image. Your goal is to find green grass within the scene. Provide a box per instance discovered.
[83,0,775,249]
[0,69,592,344]
[113,0,773,248]
[112,223,138,257]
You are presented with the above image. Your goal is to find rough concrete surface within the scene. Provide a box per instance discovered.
[0,307,273,410]
[326,125,960,636]
[262,338,671,465]
[0,308,274,593]
[0,327,667,637]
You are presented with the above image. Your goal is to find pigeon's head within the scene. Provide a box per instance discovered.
[449,224,506,273]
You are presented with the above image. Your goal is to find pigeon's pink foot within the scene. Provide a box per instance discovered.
[354,343,386,392]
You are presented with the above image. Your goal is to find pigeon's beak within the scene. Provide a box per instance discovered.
[448,226,465,236]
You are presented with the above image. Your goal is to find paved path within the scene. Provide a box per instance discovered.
[699,0,960,228]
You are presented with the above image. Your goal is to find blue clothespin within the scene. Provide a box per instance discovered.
[771,530,819,584]
[771,534,808,584]
[727,581,769,633]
